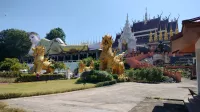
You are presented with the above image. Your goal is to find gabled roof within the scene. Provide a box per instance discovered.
[132,18,160,31]
[171,16,200,41]
[182,16,200,23]
[170,32,183,41]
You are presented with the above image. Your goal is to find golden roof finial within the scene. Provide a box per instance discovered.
[170,25,173,37]
[164,26,168,41]
[175,22,179,34]
[159,28,163,41]
[154,31,158,42]
[149,31,153,42]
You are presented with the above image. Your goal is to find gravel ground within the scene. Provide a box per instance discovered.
[2,78,197,112]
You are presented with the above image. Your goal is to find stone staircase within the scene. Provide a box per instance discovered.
[184,89,200,112]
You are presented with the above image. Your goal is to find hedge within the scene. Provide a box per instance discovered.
[15,74,65,82]
[95,80,117,87]
[0,71,21,78]
[126,67,164,83]
[78,70,113,83]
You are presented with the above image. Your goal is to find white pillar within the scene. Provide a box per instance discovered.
[195,38,200,95]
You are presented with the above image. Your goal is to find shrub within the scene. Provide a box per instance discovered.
[127,67,164,83]
[125,69,134,81]
[95,80,117,87]
[112,74,118,80]
[94,60,100,70]
[82,57,93,66]
[73,67,79,76]
[0,71,21,78]
[95,70,113,82]
[53,62,68,72]
[0,58,29,71]
[124,61,130,69]
[79,70,113,83]
[15,74,65,82]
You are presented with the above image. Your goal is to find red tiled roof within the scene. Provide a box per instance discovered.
[182,16,200,23]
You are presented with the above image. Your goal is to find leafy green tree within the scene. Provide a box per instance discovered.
[45,27,66,43]
[54,62,68,72]
[82,57,93,66]
[0,58,29,71]
[10,62,29,71]
[0,29,32,61]
[155,41,165,53]
[0,58,20,71]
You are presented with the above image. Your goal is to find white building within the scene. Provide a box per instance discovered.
[118,14,137,52]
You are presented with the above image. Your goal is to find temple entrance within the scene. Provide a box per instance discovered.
[122,41,128,51]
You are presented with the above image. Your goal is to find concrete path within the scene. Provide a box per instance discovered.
[2,78,197,112]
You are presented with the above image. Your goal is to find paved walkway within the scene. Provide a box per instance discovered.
[2,78,197,112]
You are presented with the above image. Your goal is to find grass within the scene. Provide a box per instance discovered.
[0,77,16,83]
[0,102,25,112]
[0,79,96,99]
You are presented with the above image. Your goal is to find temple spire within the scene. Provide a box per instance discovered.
[154,31,158,42]
[170,25,174,37]
[144,7,148,24]
[126,13,129,22]
[164,26,168,41]
[145,7,148,21]
[159,28,163,41]
[149,31,153,42]
[123,13,132,34]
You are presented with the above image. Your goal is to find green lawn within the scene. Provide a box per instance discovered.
[0,79,95,99]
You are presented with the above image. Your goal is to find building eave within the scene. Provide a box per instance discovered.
[170,32,183,41]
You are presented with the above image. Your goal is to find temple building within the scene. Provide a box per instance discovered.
[113,8,179,53]
[22,32,102,63]
[117,14,137,52]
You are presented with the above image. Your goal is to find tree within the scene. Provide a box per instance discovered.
[0,58,29,71]
[82,57,93,66]
[155,41,165,53]
[0,29,32,61]
[54,62,68,73]
[45,27,66,43]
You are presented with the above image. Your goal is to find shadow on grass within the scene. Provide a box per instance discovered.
[152,103,188,112]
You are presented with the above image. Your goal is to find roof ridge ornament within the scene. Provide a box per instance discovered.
[144,7,148,24]
[167,13,171,19]
[176,14,180,21]
[159,11,163,18]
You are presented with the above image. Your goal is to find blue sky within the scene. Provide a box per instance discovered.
[0,0,199,44]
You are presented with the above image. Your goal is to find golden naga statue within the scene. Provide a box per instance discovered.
[31,46,55,74]
[99,35,125,76]
[78,60,94,73]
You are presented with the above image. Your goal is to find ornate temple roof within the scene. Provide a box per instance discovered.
[113,8,180,49]
[132,17,160,32]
